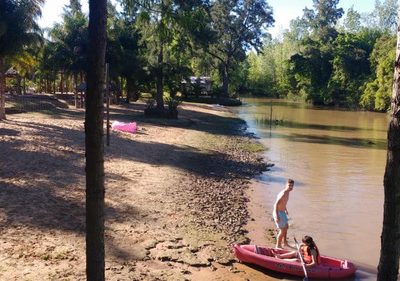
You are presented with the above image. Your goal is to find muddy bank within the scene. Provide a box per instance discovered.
[0,98,278,280]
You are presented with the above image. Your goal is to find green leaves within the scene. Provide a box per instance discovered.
[207,0,274,96]
[360,35,396,111]
[0,0,44,57]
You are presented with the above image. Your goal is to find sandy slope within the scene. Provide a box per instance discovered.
[0,100,278,281]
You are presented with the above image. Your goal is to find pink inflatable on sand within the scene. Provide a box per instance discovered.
[111,121,137,133]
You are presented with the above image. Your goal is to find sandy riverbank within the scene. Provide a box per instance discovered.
[0,98,280,281]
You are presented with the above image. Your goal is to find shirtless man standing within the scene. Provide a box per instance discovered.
[273,179,294,249]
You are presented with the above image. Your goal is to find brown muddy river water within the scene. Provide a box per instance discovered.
[233,98,390,280]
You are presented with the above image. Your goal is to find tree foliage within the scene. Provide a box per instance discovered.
[370,0,398,32]
[360,35,396,111]
[0,0,43,119]
[120,0,212,109]
[4,0,399,113]
[205,0,274,96]
[245,0,398,111]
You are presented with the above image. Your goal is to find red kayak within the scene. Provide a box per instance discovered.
[233,244,356,279]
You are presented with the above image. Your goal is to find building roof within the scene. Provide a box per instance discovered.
[5,68,19,77]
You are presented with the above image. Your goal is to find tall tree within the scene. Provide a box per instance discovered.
[377,9,400,281]
[107,14,146,102]
[0,0,43,120]
[135,0,171,109]
[85,0,107,280]
[288,0,344,104]
[206,0,274,96]
[62,0,89,79]
[341,6,361,33]
[360,34,395,111]
[121,0,209,109]
[302,0,343,43]
[47,0,88,96]
[371,0,398,33]
[10,48,40,94]
[328,32,373,106]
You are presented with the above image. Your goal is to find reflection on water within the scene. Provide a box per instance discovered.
[233,98,390,280]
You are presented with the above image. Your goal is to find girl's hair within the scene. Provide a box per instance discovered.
[302,235,317,250]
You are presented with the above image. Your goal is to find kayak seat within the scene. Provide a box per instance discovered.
[254,246,274,257]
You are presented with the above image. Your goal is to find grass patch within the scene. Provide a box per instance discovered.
[183,96,242,106]
[236,142,266,153]
[42,254,51,261]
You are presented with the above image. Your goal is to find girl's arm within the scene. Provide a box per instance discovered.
[305,249,317,267]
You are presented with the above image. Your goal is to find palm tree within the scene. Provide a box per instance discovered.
[0,0,43,120]
[85,0,107,280]
[10,49,40,94]
[107,18,146,103]
[47,2,88,106]
[377,8,400,281]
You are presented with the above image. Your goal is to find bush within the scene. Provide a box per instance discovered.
[144,97,181,119]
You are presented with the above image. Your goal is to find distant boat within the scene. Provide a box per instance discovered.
[233,244,356,279]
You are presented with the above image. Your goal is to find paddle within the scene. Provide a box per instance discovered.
[294,237,309,281]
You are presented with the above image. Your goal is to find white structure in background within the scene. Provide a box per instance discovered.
[181,76,212,95]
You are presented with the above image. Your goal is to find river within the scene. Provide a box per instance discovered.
[233,98,390,280]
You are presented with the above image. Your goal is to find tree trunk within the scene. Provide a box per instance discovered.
[17,76,22,95]
[46,75,50,93]
[74,73,78,108]
[60,72,64,94]
[39,77,43,93]
[221,64,229,97]
[156,42,164,109]
[120,77,124,101]
[85,0,107,280]
[127,78,139,102]
[23,77,26,95]
[0,57,6,120]
[116,77,121,104]
[377,15,400,281]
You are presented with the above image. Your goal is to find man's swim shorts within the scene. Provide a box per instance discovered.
[274,211,288,229]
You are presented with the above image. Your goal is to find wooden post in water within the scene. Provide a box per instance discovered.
[269,100,273,135]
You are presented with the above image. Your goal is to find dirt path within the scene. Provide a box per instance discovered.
[0,99,280,281]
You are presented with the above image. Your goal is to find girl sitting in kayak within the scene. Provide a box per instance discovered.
[274,235,321,267]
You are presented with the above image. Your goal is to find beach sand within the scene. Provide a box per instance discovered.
[0,98,279,280]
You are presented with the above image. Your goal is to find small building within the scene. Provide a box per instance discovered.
[5,68,19,78]
[181,76,212,96]
[5,68,21,94]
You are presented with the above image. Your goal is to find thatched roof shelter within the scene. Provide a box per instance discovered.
[5,68,19,78]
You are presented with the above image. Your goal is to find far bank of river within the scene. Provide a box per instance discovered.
[232,98,389,280]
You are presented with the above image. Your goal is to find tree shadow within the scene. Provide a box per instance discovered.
[106,135,262,179]
[1,108,264,262]
[0,128,20,136]
[6,96,251,137]
[0,181,86,233]
[107,103,248,137]
[0,122,142,236]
